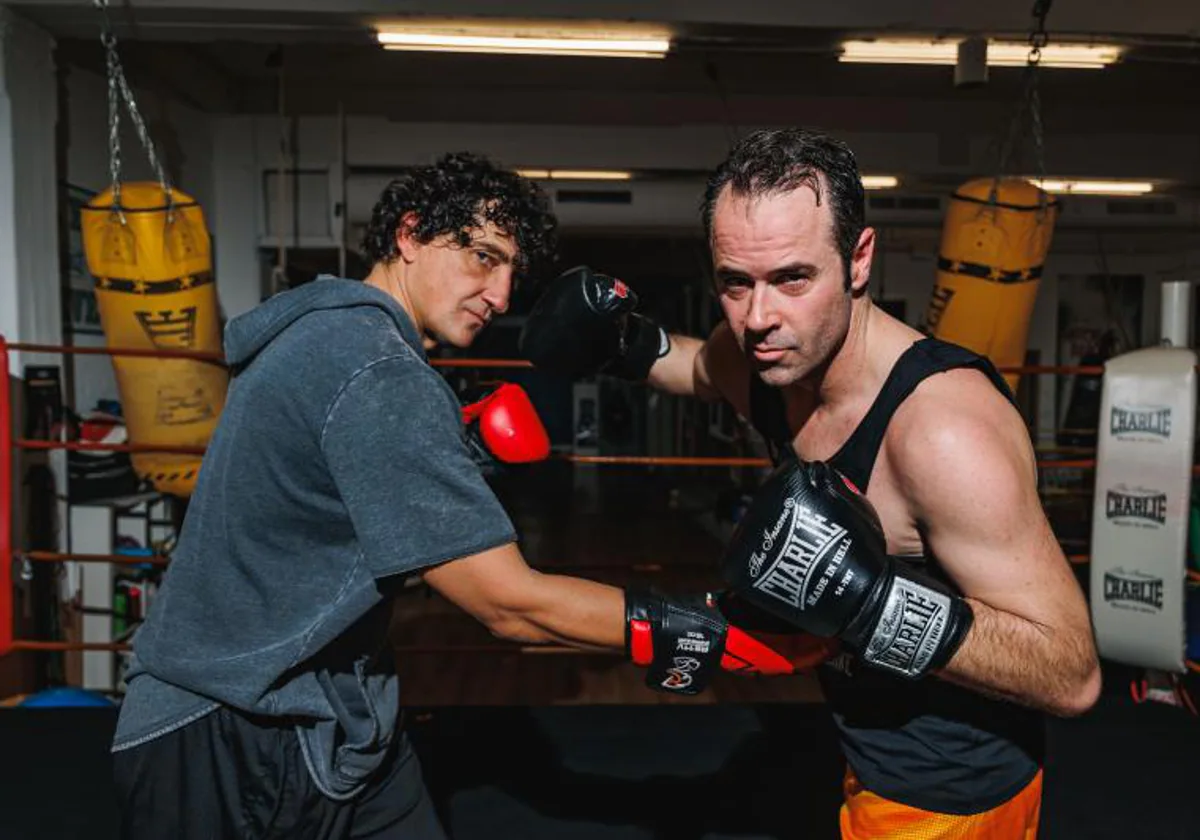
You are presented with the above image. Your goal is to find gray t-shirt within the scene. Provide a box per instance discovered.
[112,277,516,798]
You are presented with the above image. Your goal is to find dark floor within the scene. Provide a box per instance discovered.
[2,464,1198,838]
[2,686,1199,840]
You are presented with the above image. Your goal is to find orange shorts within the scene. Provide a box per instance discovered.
[839,766,1043,840]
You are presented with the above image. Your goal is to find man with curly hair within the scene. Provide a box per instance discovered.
[110,152,563,839]
[111,152,831,839]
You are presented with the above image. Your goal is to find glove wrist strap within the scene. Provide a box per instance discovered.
[625,589,727,695]
[609,314,669,381]
[858,565,974,680]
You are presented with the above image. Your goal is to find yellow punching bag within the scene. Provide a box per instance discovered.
[80,182,228,497]
[923,177,1059,393]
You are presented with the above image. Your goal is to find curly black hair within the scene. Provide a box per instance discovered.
[362,152,558,282]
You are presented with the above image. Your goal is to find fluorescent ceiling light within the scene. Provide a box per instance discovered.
[861,175,899,190]
[519,170,894,186]
[1028,178,1155,195]
[375,21,671,58]
[517,169,633,181]
[839,39,1123,69]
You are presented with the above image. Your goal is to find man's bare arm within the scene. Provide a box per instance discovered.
[645,332,709,396]
[646,322,748,411]
[892,374,1100,717]
[422,542,841,678]
[945,587,1098,715]
[422,542,626,650]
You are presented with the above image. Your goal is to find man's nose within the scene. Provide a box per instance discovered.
[483,269,512,315]
[745,283,778,334]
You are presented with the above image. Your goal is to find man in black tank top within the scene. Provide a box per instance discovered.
[519,128,1100,838]
[749,338,1049,820]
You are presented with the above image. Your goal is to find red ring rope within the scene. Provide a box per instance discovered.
[11,341,1187,377]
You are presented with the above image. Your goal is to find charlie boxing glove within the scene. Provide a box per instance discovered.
[719,460,974,680]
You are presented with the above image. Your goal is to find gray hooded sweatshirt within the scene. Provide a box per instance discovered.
[111,276,515,798]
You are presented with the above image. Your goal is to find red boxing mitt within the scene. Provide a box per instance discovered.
[461,383,551,464]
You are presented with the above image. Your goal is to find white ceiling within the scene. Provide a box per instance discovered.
[13,0,1200,40]
[16,1,1197,117]
[12,0,1200,191]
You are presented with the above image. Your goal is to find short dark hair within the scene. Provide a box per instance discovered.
[362,152,558,282]
[701,129,866,278]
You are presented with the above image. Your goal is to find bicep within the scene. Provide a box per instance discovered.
[930,493,1080,630]
[904,412,1087,631]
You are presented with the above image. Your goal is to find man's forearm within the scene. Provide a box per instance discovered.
[937,598,1099,717]
[646,333,713,398]
[488,571,628,651]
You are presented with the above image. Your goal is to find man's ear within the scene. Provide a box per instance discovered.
[849,227,876,294]
[393,212,421,263]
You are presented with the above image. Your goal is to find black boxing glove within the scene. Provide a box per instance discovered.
[518,265,669,380]
[719,460,974,680]
[624,589,840,696]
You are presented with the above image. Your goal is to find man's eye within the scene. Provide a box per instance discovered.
[476,251,493,266]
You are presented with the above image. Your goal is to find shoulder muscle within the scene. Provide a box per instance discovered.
[887,367,1037,528]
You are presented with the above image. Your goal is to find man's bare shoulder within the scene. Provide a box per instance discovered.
[700,322,751,411]
[884,366,1034,499]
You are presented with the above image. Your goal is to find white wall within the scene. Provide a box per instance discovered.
[236,116,1200,228]
[249,117,950,238]
[202,111,1200,445]
[0,9,59,372]
[64,67,213,206]
[211,116,261,319]
[0,10,62,665]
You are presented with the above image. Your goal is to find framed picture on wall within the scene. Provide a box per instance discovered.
[65,183,102,336]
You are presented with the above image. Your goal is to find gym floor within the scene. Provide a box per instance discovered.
[2,464,1197,839]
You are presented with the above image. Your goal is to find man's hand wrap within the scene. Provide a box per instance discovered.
[720,460,974,680]
[625,590,841,696]
[626,590,726,695]
[518,265,669,381]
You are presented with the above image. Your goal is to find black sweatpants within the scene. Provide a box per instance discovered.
[112,706,446,840]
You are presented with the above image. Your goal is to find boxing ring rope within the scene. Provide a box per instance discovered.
[16,440,206,456]
[3,342,1131,374]
[2,337,1198,665]
[7,440,1181,476]
[7,342,224,364]
[21,551,170,567]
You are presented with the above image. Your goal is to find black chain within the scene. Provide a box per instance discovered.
[93,0,172,218]
[993,0,1053,210]
[1029,0,1052,60]
[1027,1,1051,208]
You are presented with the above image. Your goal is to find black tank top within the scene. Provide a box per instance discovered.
[749,337,1045,814]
